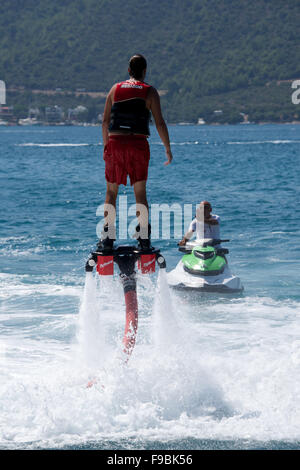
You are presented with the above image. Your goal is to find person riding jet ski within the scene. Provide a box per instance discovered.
[168,201,243,293]
[179,201,221,247]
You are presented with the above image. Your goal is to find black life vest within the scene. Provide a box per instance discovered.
[109,80,151,136]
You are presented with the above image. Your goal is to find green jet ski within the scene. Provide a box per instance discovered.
[167,238,244,293]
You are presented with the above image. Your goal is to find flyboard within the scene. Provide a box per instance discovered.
[85,243,166,359]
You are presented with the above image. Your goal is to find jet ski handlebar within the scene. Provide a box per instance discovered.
[178,239,230,253]
[211,239,230,245]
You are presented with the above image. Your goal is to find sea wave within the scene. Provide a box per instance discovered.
[16,143,100,147]
[153,139,300,146]
[227,140,300,145]
[0,279,300,449]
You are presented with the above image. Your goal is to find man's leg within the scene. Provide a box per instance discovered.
[100,182,119,246]
[133,180,150,245]
[105,181,119,211]
[133,180,148,207]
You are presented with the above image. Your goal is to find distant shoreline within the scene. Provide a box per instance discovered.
[1,121,300,128]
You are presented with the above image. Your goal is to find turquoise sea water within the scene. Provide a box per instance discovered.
[0,124,299,450]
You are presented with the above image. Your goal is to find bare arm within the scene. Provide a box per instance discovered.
[102,85,115,147]
[178,219,196,246]
[148,87,173,165]
[178,230,194,246]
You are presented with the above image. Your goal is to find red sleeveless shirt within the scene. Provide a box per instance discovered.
[109,80,152,136]
[113,80,151,102]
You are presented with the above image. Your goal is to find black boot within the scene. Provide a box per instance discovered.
[135,223,151,251]
[97,224,115,251]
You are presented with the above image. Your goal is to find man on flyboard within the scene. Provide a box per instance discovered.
[99,54,173,251]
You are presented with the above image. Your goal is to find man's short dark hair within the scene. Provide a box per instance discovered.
[129,54,147,79]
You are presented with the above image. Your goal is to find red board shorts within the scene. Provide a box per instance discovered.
[104,135,150,186]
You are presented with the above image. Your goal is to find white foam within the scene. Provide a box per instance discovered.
[1,271,300,448]
[77,272,112,368]
[17,143,95,147]
[227,140,300,145]
[152,139,300,146]
[0,277,80,300]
